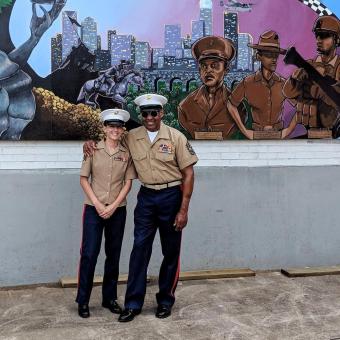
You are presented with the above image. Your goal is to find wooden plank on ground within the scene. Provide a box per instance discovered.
[60,274,128,288]
[60,268,255,288]
[179,268,255,281]
[281,266,340,278]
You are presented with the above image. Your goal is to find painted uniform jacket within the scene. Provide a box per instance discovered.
[283,54,340,128]
[229,71,288,131]
[178,84,239,139]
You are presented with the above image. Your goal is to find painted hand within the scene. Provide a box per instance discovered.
[244,129,254,140]
[291,68,308,82]
[281,128,290,139]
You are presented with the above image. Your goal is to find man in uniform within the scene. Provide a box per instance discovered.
[84,93,198,321]
[227,30,293,139]
[116,93,198,322]
[283,15,340,138]
[178,36,243,140]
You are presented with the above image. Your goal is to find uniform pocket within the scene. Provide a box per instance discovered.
[132,152,148,171]
[155,152,175,162]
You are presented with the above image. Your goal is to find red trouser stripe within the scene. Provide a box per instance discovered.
[77,205,86,288]
[170,234,182,296]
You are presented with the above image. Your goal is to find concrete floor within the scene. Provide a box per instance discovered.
[1,272,340,340]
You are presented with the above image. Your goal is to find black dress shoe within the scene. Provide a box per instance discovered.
[78,304,90,318]
[155,304,171,319]
[118,308,141,322]
[102,300,122,314]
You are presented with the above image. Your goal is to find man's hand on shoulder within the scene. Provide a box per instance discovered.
[83,140,97,157]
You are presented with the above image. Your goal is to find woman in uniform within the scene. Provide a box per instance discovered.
[76,109,137,318]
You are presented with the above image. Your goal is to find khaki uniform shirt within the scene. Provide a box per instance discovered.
[126,122,198,185]
[229,71,286,130]
[80,140,137,206]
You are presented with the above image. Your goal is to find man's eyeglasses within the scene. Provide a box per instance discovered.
[141,110,159,118]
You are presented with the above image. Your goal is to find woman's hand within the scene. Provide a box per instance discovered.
[94,201,106,215]
[99,203,118,219]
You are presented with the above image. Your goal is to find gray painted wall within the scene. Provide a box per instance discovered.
[1,166,340,286]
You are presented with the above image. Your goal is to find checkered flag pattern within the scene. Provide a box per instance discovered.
[298,0,334,16]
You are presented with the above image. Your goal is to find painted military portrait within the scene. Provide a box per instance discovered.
[0,0,338,140]
[178,36,245,140]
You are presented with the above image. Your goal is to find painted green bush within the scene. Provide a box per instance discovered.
[0,0,13,13]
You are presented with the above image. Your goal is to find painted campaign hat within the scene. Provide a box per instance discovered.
[100,108,130,126]
[248,30,287,54]
[192,36,236,62]
[134,93,168,110]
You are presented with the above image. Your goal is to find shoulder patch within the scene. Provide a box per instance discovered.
[186,141,196,155]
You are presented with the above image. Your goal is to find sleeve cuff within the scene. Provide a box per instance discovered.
[179,157,198,170]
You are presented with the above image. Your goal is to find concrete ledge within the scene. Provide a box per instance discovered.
[2,140,340,169]
[59,268,255,288]
[281,266,340,277]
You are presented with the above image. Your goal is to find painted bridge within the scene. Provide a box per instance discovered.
[139,69,253,92]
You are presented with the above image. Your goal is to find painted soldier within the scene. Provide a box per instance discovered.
[178,36,244,140]
[283,15,340,138]
[94,66,117,95]
[227,30,292,140]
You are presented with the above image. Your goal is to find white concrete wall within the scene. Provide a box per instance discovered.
[1,140,340,286]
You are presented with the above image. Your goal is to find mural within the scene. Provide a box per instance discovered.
[0,0,338,140]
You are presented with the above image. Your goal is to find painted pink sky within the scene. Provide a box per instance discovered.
[125,0,318,77]
[213,0,318,77]
[13,0,319,78]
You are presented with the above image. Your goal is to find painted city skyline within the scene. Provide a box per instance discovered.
[9,0,332,77]
[50,0,257,74]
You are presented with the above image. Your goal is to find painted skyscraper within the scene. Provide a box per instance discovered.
[164,24,182,57]
[182,35,192,58]
[131,36,136,64]
[191,20,205,43]
[110,32,133,65]
[62,11,79,61]
[152,48,165,64]
[51,33,62,72]
[224,11,238,70]
[199,0,212,36]
[107,30,116,52]
[94,50,111,71]
[97,35,101,50]
[81,17,97,52]
[238,33,253,71]
[135,41,152,68]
